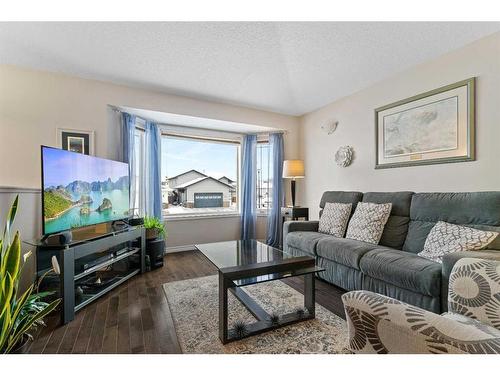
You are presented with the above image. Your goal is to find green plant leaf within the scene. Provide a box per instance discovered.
[5,298,60,353]
[0,273,14,318]
[2,195,18,248]
[144,216,166,238]
[11,285,34,324]
[0,300,12,351]
[0,194,62,354]
[2,231,21,281]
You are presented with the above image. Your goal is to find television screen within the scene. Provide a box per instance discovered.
[41,146,130,235]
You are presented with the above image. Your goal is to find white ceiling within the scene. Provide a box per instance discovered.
[1,22,500,116]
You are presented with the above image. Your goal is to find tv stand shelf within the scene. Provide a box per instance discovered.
[75,268,140,312]
[74,246,141,281]
[27,226,146,324]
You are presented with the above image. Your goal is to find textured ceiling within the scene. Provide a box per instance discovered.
[1,22,499,115]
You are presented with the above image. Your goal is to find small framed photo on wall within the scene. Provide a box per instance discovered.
[57,128,95,155]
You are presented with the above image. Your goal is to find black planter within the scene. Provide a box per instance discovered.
[146,238,165,269]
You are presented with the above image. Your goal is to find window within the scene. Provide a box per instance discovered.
[161,135,239,216]
[256,142,272,213]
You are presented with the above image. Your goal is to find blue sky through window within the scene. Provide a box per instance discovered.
[161,137,238,182]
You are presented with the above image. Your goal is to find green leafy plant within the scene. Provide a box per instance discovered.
[0,195,60,353]
[143,216,166,239]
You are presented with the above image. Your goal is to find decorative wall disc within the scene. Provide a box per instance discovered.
[321,121,338,135]
[335,145,354,167]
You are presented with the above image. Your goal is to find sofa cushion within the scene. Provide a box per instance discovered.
[363,191,413,249]
[404,192,500,253]
[318,202,352,237]
[360,248,442,297]
[345,202,392,244]
[319,191,363,217]
[316,237,379,269]
[286,231,331,255]
[418,221,498,263]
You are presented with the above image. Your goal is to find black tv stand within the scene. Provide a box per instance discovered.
[27,226,146,324]
[39,230,72,245]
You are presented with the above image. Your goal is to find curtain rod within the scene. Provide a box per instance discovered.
[109,105,287,136]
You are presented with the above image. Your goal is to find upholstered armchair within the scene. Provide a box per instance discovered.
[342,258,500,354]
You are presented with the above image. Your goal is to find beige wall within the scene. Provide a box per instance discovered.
[299,32,500,220]
[0,64,300,189]
[0,65,300,248]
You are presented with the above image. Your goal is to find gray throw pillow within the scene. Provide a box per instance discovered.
[418,221,499,263]
[318,202,352,237]
[345,202,392,244]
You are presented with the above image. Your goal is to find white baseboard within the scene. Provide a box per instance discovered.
[165,244,197,253]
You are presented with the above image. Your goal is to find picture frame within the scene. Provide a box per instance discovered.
[375,78,475,169]
[57,128,95,155]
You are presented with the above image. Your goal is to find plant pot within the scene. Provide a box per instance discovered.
[146,228,159,240]
[12,336,30,354]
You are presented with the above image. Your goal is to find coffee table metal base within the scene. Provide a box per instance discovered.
[218,271,316,344]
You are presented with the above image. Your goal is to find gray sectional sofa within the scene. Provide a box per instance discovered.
[283,191,500,313]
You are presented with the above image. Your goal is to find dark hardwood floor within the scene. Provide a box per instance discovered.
[28,250,346,354]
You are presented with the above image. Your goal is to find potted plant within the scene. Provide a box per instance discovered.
[0,196,60,354]
[143,216,166,240]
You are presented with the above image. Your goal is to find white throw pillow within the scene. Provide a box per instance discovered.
[318,202,352,237]
[345,202,392,244]
[418,221,499,263]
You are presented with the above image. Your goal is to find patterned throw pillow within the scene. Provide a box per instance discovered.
[345,202,392,244]
[318,202,352,237]
[418,221,498,263]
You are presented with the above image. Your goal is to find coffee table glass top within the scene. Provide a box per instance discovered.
[195,240,323,287]
[195,240,291,270]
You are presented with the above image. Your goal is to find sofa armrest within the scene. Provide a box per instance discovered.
[442,250,500,280]
[282,220,319,238]
[342,290,500,354]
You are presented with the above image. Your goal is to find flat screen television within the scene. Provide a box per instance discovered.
[41,146,130,235]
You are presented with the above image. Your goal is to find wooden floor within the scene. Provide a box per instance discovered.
[28,250,346,354]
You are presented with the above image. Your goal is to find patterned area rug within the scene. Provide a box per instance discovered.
[163,275,349,354]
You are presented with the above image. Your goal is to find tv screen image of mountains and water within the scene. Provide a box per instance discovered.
[42,147,130,235]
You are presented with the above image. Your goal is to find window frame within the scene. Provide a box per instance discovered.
[133,126,146,217]
[160,132,241,219]
[256,140,272,216]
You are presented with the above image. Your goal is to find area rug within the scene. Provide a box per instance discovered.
[163,275,349,354]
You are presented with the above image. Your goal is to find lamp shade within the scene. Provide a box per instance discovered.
[283,159,305,179]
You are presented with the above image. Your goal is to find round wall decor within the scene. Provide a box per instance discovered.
[335,145,354,167]
[321,121,338,135]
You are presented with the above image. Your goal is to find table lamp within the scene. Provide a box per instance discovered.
[283,159,305,207]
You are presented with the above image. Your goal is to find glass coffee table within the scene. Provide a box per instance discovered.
[195,240,324,344]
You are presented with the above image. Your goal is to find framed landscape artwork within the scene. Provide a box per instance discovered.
[375,78,475,169]
[57,128,95,155]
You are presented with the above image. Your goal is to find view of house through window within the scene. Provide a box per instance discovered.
[256,142,272,212]
[161,135,239,215]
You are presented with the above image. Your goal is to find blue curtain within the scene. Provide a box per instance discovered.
[144,121,163,219]
[266,133,284,247]
[121,113,136,215]
[241,134,257,240]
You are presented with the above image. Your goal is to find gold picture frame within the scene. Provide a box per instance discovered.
[375,78,475,169]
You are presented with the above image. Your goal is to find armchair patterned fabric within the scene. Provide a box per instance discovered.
[342,258,500,354]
